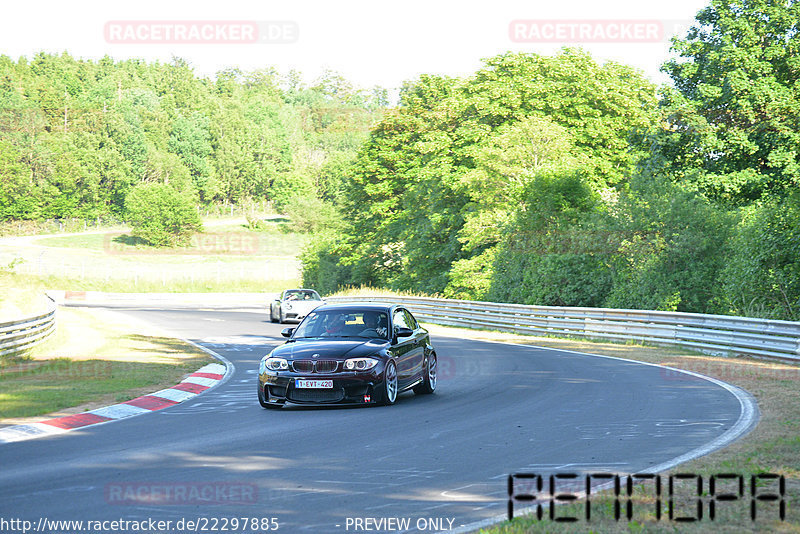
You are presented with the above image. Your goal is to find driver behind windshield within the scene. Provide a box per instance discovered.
[357,311,386,338]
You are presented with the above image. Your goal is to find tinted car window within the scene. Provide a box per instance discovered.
[393,309,409,332]
[284,290,321,301]
[294,310,388,339]
[403,310,418,330]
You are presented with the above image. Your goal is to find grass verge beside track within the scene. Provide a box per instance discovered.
[0,303,215,424]
[421,324,799,533]
[34,225,305,261]
[0,270,298,295]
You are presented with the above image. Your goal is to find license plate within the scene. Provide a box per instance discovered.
[295,379,333,389]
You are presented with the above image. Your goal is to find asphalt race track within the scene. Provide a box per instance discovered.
[0,308,758,533]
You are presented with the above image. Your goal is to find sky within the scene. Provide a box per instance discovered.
[0,0,710,93]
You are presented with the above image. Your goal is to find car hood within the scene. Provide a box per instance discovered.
[271,339,387,360]
[283,301,323,312]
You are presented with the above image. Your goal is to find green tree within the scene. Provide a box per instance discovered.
[306,50,659,296]
[0,52,380,221]
[124,182,202,246]
[169,113,216,199]
[0,140,37,219]
[654,0,800,204]
[603,176,734,313]
[487,170,613,307]
[282,196,342,234]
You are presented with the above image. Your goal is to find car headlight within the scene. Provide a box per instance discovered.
[344,358,379,371]
[263,357,289,371]
[284,302,292,310]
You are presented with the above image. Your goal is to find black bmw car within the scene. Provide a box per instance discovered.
[258,303,437,408]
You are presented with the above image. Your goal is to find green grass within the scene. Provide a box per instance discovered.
[329,285,441,298]
[0,271,54,318]
[0,221,303,420]
[2,270,299,294]
[0,304,215,420]
[35,233,107,249]
[35,227,306,259]
[3,216,305,289]
[0,357,207,419]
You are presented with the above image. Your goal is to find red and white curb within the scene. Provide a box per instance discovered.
[0,362,227,444]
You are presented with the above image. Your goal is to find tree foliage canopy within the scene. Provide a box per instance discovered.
[302,1,800,321]
[0,53,387,221]
[304,50,660,295]
[656,0,800,204]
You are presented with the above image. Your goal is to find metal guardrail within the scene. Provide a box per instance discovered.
[326,296,800,363]
[0,297,56,357]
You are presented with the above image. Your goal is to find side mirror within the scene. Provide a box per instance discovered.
[281,327,295,338]
[395,327,414,338]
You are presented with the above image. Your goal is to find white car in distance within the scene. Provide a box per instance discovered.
[269,289,325,323]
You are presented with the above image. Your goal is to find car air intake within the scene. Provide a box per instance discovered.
[314,360,338,373]
[269,385,287,397]
[291,360,338,373]
[292,360,314,373]
[289,388,345,403]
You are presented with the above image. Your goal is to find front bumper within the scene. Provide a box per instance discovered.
[259,368,385,405]
[280,304,321,322]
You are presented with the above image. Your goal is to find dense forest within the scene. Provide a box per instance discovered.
[2,0,799,321]
[301,0,800,321]
[0,53,387,219]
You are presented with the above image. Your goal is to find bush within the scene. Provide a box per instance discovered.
[486,168,613,307]
[299,231,352,295]
[282,196,343,234]
[124,183,203,247]
[270,171,315,212]
[489,248,613,307]
[721,195,800,320]
[444,248,496,301]
[603,178,732,313]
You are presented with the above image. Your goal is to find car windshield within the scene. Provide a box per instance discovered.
[293,310,389,340]
[284,290,321,301]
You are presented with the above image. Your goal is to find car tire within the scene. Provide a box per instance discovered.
[380,360,398,406]
[270,304,278,323]
[414,352,437,395]
[258,385,284,409]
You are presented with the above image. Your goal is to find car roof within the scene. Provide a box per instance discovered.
[284,288,318,292]
[313,302,398,313]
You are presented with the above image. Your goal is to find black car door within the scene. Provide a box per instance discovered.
[402,309,426,381]
[391,309,417,388]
